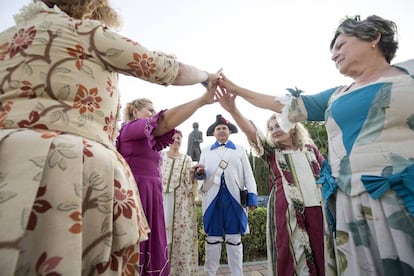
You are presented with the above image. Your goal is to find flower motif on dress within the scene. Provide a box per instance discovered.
[96,246,139,275]
[82,139,94,160]
[0,101,13,127]
[35,252,63,276]
[67,44,86,70]
[0,42,9,61]
[127,53,156,78]
[113,180,137,220]
[73,84,102,114]
[9,26,37,58]
[121,245,140,275]
[36,129,61,139]
[27,186,52,230]
[68,211,82,234]
[17,110,48,129]
[19,80,36,99]
[122,36,141,46]
[106,77,115,97]
[96,250,121,274]
[103,111,116,142]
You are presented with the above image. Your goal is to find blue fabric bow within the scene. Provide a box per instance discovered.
[361,163,414,218]
[316,160,337,235]
[210,140,236,150]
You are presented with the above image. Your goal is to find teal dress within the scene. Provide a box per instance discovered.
[283,59,414,276]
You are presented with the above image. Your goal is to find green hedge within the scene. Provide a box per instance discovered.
[196,204,267,265]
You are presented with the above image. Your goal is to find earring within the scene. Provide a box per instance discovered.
[371,44,376,49]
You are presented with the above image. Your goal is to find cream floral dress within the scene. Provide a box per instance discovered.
[0,2,180,275]
[280,60,414,275]
[161,151,199,276]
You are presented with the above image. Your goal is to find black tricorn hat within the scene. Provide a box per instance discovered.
[206,114,238,136]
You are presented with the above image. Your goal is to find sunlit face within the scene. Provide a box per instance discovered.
[330,34,373,77]
[268,118,291,144]
[133,103,155,119]
[170,132,182,150]
[213,124,230,144]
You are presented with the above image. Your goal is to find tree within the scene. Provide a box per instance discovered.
[248,150,270,196]
[303,121,328,158]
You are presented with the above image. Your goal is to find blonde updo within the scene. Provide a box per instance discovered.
[123,98,153,121]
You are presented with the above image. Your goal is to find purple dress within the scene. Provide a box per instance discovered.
[116,111,175,276]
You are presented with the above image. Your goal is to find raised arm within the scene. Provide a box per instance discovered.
[217,92,259,145]
[172,64,222,85]
[217,73,284,113]
[153,83,218,136]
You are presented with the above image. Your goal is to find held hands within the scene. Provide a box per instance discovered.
[206,68,223,84]
[201,68,223,104]
[216,86,238,113]
[192,164,205,175]
[216,73,240,95]
[190,164,205,181]
[201,69,243,110]
[200,80,221,105]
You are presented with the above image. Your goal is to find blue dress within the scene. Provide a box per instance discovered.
[282,59,414,276]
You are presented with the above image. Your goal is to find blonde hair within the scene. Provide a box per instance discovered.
[38,0,121,28]
[265,113,314,149]
[123,98,153,121]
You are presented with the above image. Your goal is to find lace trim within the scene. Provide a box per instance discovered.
[275,94,295,132]
[14,1,65,24]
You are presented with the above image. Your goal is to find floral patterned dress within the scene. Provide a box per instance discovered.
[281,59,414,275]
[161,151,199,276]
[250,137,325,276]
[0,2,179,275]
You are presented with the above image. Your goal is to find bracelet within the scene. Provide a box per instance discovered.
[201,71,209,87]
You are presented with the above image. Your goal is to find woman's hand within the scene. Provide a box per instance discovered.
[217,87,237,113]
[206,68,223,83]
[199,81,219,105]
[217,73,240,95]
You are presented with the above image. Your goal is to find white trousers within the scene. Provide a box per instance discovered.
[205,234,243,276]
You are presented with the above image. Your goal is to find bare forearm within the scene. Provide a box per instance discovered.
[154,98,204,136]
[171,63,209,85]
[237,87,283,113]
[229,109,258,144]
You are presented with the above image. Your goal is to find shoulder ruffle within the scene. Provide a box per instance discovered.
[14,1,66,24]
[145,110,174,151]
[247,120,266,156]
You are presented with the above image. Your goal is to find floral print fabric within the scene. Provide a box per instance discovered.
[0,1,180,275]
[281,59,414,275]
[251,137,325,276]
[161,152,199,276]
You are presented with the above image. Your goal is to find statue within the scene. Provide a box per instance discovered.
[187,122,203,161]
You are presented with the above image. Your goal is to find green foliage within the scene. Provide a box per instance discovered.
[248,150,270,196]
[197,206,267,265]
[242,207,267,261]
[303,121,329,158]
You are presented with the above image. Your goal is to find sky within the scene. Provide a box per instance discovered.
[2,0,413,153]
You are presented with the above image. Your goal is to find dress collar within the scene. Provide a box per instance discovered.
[14,1,65,24]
